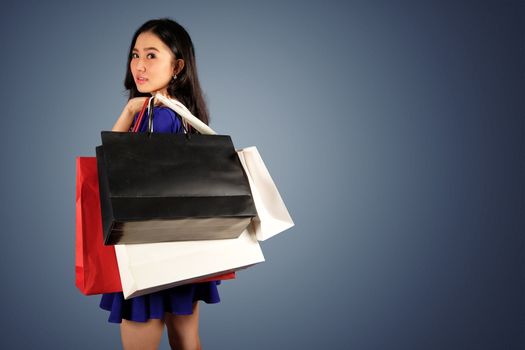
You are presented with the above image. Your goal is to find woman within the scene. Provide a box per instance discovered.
[100,18,219,350]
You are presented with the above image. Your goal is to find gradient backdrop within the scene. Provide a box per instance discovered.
[0,0,523,349]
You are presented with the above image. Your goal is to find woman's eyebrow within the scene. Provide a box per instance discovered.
[132,47,160,52]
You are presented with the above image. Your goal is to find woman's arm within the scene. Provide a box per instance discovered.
[112,97,149,131]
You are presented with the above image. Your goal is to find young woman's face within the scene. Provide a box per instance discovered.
[130,31,176,96]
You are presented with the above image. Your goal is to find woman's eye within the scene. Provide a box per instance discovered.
[130,52,155,59]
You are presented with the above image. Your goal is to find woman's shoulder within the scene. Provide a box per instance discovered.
[154,105,176,116]
[154,106,183,133]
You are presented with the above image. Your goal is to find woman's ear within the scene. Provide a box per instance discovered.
[173,59,185,76]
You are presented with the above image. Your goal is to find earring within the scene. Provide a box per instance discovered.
[172,74,177,80]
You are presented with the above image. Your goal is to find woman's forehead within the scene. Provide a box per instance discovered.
[134,32,168,51]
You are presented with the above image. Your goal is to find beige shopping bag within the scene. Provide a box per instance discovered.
[237,147,294,241]
[115,230,264,299]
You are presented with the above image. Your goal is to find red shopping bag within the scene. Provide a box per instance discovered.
[76,156,122,294]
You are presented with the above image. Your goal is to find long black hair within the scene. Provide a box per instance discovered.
[124,18,209,126]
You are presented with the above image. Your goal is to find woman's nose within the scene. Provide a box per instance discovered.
[136,59,146,71]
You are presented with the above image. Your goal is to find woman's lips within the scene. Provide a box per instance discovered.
[136,77,148,85]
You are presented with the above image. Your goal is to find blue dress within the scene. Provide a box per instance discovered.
[99,106,221,323]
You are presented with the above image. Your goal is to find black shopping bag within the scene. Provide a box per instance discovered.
[96,131,256,245]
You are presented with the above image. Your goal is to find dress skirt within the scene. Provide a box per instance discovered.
[99,281,221,323]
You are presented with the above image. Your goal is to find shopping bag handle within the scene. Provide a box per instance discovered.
[146,96,155,133]
[132,96,165,133]
[155,94,217,135]
[130,98,150,132]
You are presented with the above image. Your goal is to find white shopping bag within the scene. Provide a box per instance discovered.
[237,147,294,241]
[115,230,264,299]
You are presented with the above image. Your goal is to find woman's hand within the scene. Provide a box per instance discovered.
[124,97,150,117]
[112,97,150,132]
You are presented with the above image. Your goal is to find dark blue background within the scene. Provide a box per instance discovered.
[0,0,523,349]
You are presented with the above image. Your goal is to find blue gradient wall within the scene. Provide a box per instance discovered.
[0,1,523,349]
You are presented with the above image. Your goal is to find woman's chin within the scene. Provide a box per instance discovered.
[136,87,152,94]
